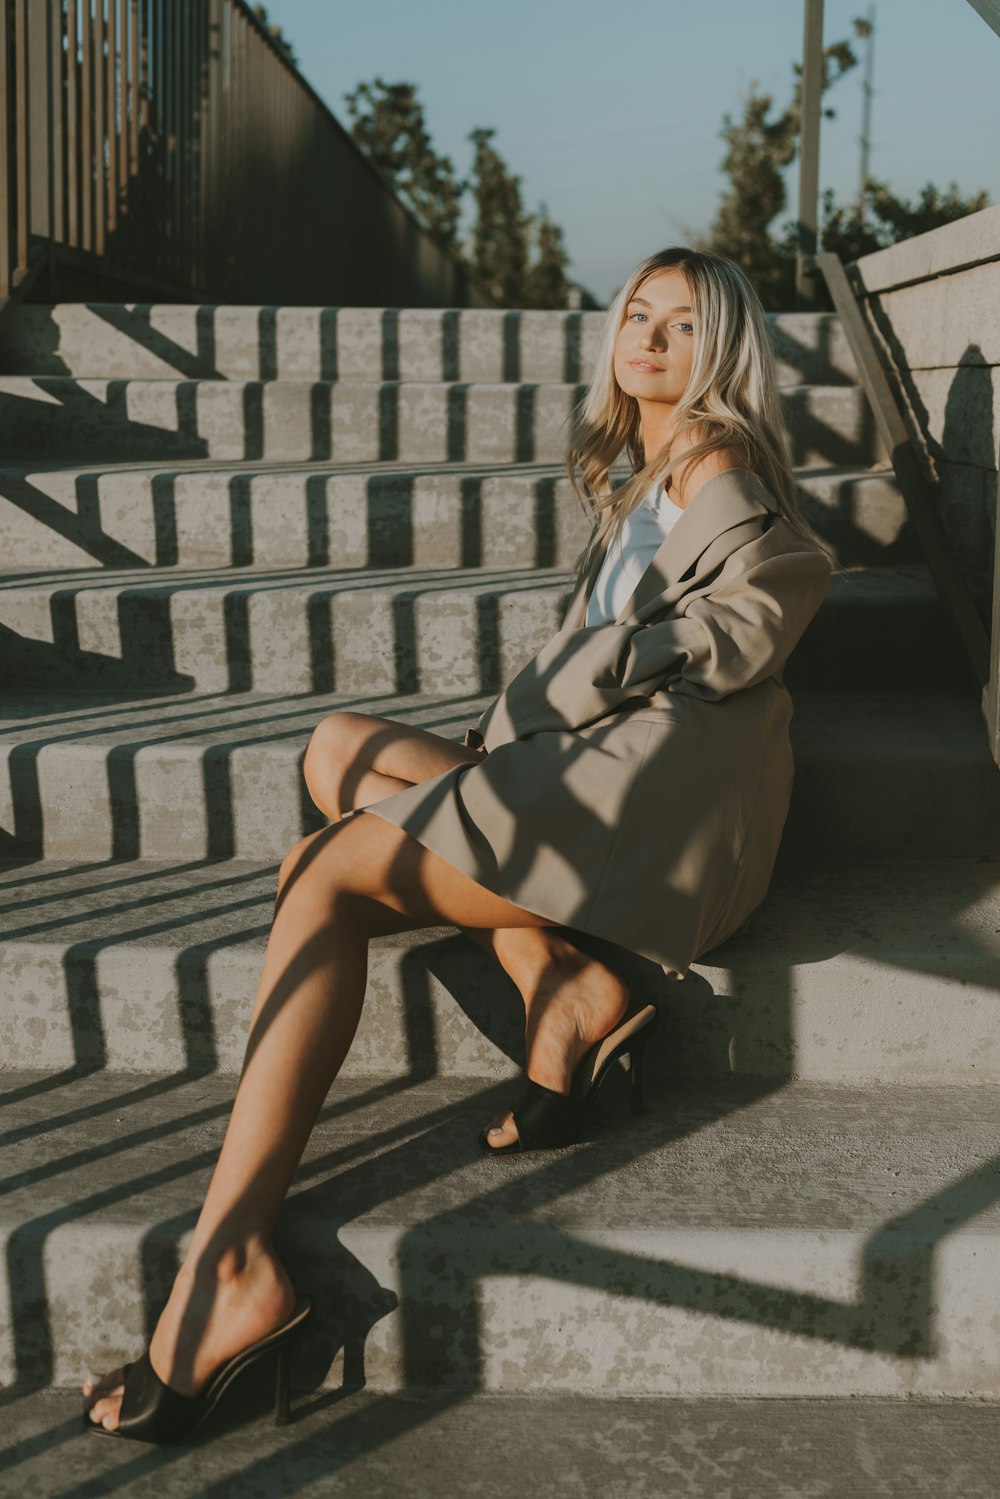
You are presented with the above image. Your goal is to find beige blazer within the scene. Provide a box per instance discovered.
[368,467,833,975]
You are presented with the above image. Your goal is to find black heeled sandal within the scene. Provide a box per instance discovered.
[480,1002,659,1155]
[84,1296,313,1443]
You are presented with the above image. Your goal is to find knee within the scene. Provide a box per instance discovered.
[302,711,367,797]
[277,834,313,894]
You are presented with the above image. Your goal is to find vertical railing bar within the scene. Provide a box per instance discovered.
[139,0,150,279]
[172,0,181,287]
[153,0,163,285]
[92,0,105,256]
[117,0,127,195]
[179,0,189,288]
[47,0,64,250]
[80,0,91,250]
[14,0,29,275]
[66,0,79,248]
[128,0,137,175]
[105,0,117,240]
[0,0,11,296]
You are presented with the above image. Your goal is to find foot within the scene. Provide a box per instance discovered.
[81,1241,296,1433]
[484,933,630,1150]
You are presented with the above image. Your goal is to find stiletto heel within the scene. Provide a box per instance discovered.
[84,1297,313,1444]
[481,1002,659,1154]
[274,1346,291,1426]
[628,1041,646,1115]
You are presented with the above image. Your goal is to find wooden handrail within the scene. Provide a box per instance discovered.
[814,251,997,761]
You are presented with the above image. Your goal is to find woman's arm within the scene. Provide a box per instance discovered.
[474,539,833,748]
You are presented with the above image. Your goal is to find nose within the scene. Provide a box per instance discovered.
[639,321,664,350]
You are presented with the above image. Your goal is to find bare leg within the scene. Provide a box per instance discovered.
[301,710,630,1140]
[83,808,628,1430]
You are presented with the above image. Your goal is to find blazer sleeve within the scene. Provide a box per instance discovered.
[476,542,833,748]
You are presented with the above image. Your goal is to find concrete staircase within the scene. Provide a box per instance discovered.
[2,302,999,1420]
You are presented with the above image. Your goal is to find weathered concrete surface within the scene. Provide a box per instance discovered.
[853,201,999,631]
[0,378,884,466]
[2,1072,1000,1397]
[0,856,998,1083]
[0,303,861,387]
[855,201,1000,295]
[0,562,964,697]
[862,261,1000,372]
[0,460,915,572]
[2,688,995,861]
[4,1388,1000,1498]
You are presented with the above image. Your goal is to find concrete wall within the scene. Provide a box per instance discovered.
[853,203,1000,627]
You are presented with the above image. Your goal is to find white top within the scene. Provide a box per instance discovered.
[585,478,685,627]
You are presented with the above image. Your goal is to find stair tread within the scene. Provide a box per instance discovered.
[9,1386,1000,1499]
[0,456,890,479]
[3,1067,1000,1231]
[2,853,996,954]
[0,559,941,596]
[0,686,988,750]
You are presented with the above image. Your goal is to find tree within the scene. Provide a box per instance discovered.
[343,79,465,251]
[703,31,860,308]
[465,127,533,306]
[523,204,572,310]
[249,5,297,68]
[343,79,577,308]
[823,177,991,261]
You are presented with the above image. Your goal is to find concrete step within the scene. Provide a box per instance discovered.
[1,854,997,1082]
[0,688,996,862]
[0,563,963,698]
[8,1388,1000,1497]
[0,303,862,387]
[3,1069,1000,1397]
[0,378,886,466]
[0,460,918,572]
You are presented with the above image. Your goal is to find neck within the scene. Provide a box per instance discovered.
[637,399,685,508]
[638,398,681,466]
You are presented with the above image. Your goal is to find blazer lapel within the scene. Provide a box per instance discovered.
[563,466,779,630]
[621,466,781,621]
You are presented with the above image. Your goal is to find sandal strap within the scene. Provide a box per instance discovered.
[118,1350,201,1442]
[512,1078,582,1150]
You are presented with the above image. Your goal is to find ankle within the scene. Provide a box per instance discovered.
[178,1233,279,1292]
[492,928,583,1001]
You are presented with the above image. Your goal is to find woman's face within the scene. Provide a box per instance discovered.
[613,267,696,407]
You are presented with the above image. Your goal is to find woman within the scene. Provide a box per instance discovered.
[82,247,834,1441]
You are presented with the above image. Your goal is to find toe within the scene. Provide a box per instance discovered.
[82,1366,125,1404]
[483,1110,519,1150]
[87,1395,122,1430]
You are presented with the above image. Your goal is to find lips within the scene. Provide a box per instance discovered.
[628,359,663,371]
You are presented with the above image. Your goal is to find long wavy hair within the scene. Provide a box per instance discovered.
[566,246,836,587]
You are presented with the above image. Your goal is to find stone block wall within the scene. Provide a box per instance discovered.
[853,203,1000,627]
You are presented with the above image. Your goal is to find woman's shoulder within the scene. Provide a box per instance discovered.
[669,424,750,510]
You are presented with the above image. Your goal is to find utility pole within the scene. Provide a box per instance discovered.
[796,0,824,310]
[857,6,876,223]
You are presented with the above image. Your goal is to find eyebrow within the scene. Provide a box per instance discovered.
[627,297,693,313]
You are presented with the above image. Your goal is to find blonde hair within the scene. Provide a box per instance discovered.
[566,246,836,586]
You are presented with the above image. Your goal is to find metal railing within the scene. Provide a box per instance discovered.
[0,0,485,312]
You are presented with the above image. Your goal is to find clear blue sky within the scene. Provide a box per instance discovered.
[263,0,999,303]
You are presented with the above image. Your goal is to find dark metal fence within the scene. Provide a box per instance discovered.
[0,0,486,310]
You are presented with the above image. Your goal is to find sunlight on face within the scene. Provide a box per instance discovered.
[613,267,696,407]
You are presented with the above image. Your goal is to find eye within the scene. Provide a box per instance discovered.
[676,322,694,334]
[627,311,647,323]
